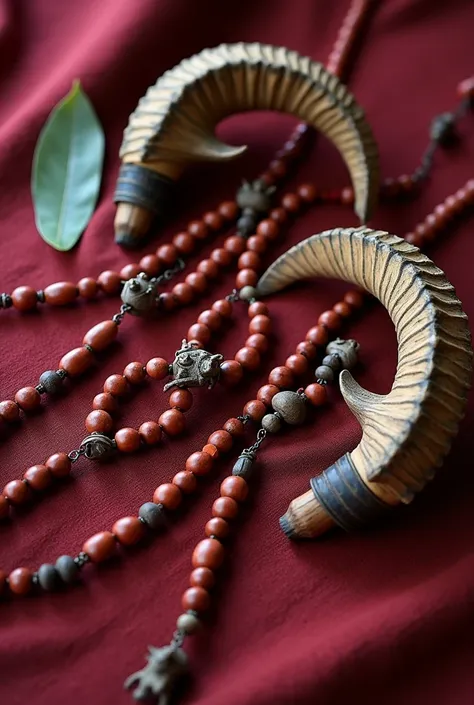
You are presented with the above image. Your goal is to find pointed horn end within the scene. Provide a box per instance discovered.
[214,142,248,160]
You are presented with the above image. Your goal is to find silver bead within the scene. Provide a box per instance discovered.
[176,613,201,634]
[239,286,257,301]
[261,413,282,433]
[315,365,334,382]
[271,391,306,425]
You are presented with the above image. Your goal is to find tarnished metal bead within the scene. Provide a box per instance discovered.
[39,370,65,395]
[139,502,166,530]
[236,179,274,212]
[237,212,258,236]
[121,273,159,315]
[176,612,201,634]
[55,555,79,584]
[261,413,282,433]
[321,353,341,371]
[315,365,334,383]
[326,338,360,370]
[38,563,60,591]
[430,112,456,145]
[239,286,257,302]
[81,433,116,461]
[232,451,255,480]
[272,391,306,425]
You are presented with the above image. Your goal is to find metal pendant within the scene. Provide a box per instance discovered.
[164,339,223,392]
[121,272,159,315]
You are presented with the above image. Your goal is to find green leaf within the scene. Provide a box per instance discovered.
[31,80,105,251]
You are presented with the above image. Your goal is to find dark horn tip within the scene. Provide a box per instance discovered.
[115,232,144,250]
[279,513,297,539]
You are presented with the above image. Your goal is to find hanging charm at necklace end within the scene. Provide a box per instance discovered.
[124,642,189,703]
[164,339,223,392]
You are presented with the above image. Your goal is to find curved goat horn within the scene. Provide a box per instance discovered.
[257,226,472,538]
[114,42,379,248]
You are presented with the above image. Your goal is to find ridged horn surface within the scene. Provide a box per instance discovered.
[257,227,472,505]
[119,42,379,222]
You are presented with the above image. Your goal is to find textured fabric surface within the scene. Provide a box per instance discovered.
[0,1,473,704]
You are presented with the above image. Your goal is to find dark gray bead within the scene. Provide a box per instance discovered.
[139,502,166,530]
[430,112,456,145]
[261,413,282,433]
[232,452,255,480]
[236,213,257,236]
[55,555,79,584]
[38,563,60,591]
[271,391,307,425]
[39,370,65,395]
[322,354,341,371]
[315,365,334,382]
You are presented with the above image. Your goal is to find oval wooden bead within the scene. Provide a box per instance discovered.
[153,483,182,509]
[46,452,71,477]
[24,464,51,491]
[78,277,98,299]
[103,374,128,397]
[0,400,20,423]
[44,282,77,306]
[83,321,118,352]
[207,430,233,453]
[220,476,248,502]
[15,387,41,412]
[59,347,93,377]
[212,496,239,520]
[0,495,10,519]
[190,567,215,589]
[182,586,210,612]
[3,479,30,504]
[11,286,37,311]
[205,517,230,539]
[83,531,116,562]
[112,516,145,546]
[186,451,213,476]
[192,538,225,569]
[93,393,118,415]
[86,410,113,434]
[8,567,33,595]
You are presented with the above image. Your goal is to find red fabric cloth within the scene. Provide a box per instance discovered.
[0,1,473,703]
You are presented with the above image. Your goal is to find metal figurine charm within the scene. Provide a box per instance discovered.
[124,644,188,703]
[78,433,116,461]
[163,340,223,392]
[121,273,160,315]
[235,179,276,236]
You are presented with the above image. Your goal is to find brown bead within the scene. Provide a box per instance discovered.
[220,475,248,502]
[124,362,146,385]
[187,220,209,239]
[257,219,279,240]
[285,354,309,376]
[11,286,37,312]
[218,200,239,221]
[104,374,128,397]
[15,387,41,412]
[304,383,328,406]
[212,496,239,520]
[306,325,329,346]
[224,235,247,256]
[341,187,355,205]
[186,272,208,293]
[207,430,233,453]
[269,207,288,224]
[93,393,118,415]
[188,323,211,344]
[281,192,302,213]
[86,410,113,434]
[246,333,268,353]
[172,282,194,305]
[97,270,121,295]
[257,384,279,405]
[112,516,145,546]
[248,314,272,335]
[0,400,20,423]
[173,471,197,494]
[203,211,224,231]
[190,567,215,589]
[83,320,118,352]
[46,452,71,478]
[198,309,222,331]
[235,347,260,371]
[269,159,287,178]
[44,281,78,306]
[247,235,267,253]
[297,183,317,203]
[219,359,243,386]
[83,531,116,562]
[139,421,162,445]
[182,586,210,612]
[139,254,161,276]
[333,301,352,318]
[406,232,423,247]
[186,451,213,476]
[159,408,185,436]
[318,310,342,331]
[115,427,140,453]
[212,299,233,317]
[59,347,93,377]
[146,357,169,380]
[243,399,266,422]
[210,247,233,267]
[156,244,178,266]
[0,495,10,519]
[158,292,177,312]
[205,517,230,539]
[77,277,98,299]
[223,417,245,437]
[268,366,294,389]
[3,479,30,504]
[23,464,51,491]
[120,263,141,280]
[153,482,182,509]
[169,388,193,411]
[344,290,364,309]
[238,251,261,271]
[296,341,317,360]
[458,76,474,97]
[8,567,33,595]
[192,538,225,570]
[172,232,195,255]
[248,301,269,318]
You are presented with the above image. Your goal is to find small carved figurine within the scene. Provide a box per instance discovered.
[326,338,360,370]
[163,340,223,392]
[80,433,116,461]
[235,178,276,235]
[124,644,188,703]
[121,273,160,315]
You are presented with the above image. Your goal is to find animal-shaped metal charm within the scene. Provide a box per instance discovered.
[114,42,379,247]
[124,644,188,703]
[79,433,116,461]
[163,340,223,392]
[326,338,360,370]
[235,179,276,235]
[121,273,160,315]
[257,226,472,538]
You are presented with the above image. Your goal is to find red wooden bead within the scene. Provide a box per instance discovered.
[198,309,222,331]
[248,314,272,335]
[257,384,280,405]
[220,475,248,502]
[187,220,209,239]
[86,410,113,434]
[124,361,146,385]
[0,400,20,423]
[210,247,233,267]
[0,570,6,593]
[83,531,116,562]
[192,538,225,569]
[212,299,233,317]
[3,479,29,504]
[297,183,317,203]
[223,417,245,437]
[203,211,224,231]
[59,347,93,377]
[333,301,352,318]
[23,465,53,491]
[257,219,279,240]
[207,430,233,453]
[246,333,268,353]
[156,244,178,266]
[247,235,267,253]
[458,76,474,98]
[212,496,239,520]
[190,567,215,589]
[146,357,169,380]
[113,516,145,546]
[186,272,208,293]
[285,354,309,375]
[15,387,41,412]
[269,207,288,224]
[153,482,182,509]
[46,452,71,478]
[159,292,177,312]
[341,187,355,205]
[306,325,329,346]
[8,567,33,595]
[44,281,77,306]
[224,235,246,255]
[11,286,37,312]
[235,347,260,371]
[173,232,195,255]
[318,310,342,331]
[434,204,449,225]
[120,263,141,280]
[219,359,243,386]
[97,270,121,295]
[159,408,185,436]
[169,388,193,411]
[202,443,219,458]
[115,427,141,453]
[269,159,287,178]
[139,254,161,276]
[296,341,317,360]
[104,374,128,396]
[238,251,261,271]
[405,232,423,247]
[304,383,328,406]
[205,517,230,539]
[243,399,266,422]
[260,171,276,186]
[344,290,364,309]
[0,495,10,519]
[186,451,214,476]
[172,282,194,305]
[268,366,294,389]
[182,586,210,612]
[139,421,162,445]
[173,471,197,494]
[248,301,269,318]
[281,192,302,213]
[83,320,118,351]
[218,201,239,220]
[187,323,211,344]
